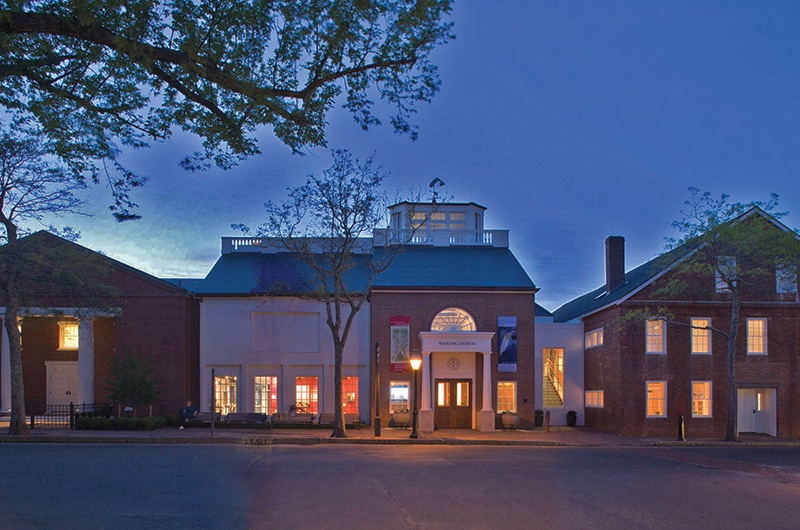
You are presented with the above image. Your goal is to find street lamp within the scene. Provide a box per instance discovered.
[409,348,422,439]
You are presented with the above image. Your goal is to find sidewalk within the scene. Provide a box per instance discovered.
[2,420,798,447]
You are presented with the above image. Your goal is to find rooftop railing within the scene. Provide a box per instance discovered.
[221,229,509,253]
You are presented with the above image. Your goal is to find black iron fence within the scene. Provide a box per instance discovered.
[28,403,113,429]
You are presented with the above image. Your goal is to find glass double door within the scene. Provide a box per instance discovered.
[434,379,472,429]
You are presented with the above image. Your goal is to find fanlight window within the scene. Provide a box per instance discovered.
[431,308,476,332]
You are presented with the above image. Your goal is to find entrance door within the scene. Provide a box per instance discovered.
[737,388,777,436]
[46,361,78,409]
[434,379,472,429]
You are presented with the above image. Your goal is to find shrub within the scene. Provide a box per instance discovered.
[75,415,174,431]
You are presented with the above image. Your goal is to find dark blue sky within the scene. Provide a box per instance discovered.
[63,1,800,311]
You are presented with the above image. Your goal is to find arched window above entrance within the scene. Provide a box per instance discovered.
[431,308,476,332]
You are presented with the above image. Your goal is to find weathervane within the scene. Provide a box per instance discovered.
[429,177,445,203]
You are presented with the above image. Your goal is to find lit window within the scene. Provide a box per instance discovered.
[716,256,736,293]
[390,381,409,412]
[585,390,604,408]
[497,382,516,413]
[214,375,238,415]
[691,318,711,354]
[692,381,712,418]
[431,308,476,332]
[342,376,358,414]
[254,376,278,415]
[646,319,666,354]
[295,376,319,413]
[747,319,767,355]
[776,263,797,294]
[543,348,564,407]
[437,381,450,406]
[58,321,79,350]
[646,381,666,417]
[456,381,470,407]
[584,328,604,348]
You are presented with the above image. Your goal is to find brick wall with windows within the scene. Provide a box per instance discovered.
[580,285,800,438]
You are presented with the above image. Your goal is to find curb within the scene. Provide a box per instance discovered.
[2,433,799,447]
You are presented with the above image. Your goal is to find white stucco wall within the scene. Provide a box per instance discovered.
[199,296,371,418]
[534,321,585,426]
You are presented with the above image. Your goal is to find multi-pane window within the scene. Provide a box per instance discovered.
[58,321,79,350]
[716,256,736,293]
[431,308,476,331]
[690,318,711,354]
[254,376,278,414]
[646,319,666,354]
[584,328,604,348]
[692,381,712,418]
[342,376,358,414]
[585,390,604,408]
[646,381,666,417]
[542,348,564,407]
[295,376,319,413]
[390,381,410,412]
[497,382,517,413]
[747,318,767,355]
[776,263,797,294]
[214,375,238,415]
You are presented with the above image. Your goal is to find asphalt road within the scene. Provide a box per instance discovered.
[1,444,798,529]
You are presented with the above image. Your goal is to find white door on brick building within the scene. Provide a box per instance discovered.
[737,388,776,436]
[46,361,78,410]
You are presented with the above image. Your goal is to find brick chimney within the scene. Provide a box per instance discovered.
[605,236,626,293]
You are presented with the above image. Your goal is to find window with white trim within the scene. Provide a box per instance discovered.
[776,263,797,294]
[747,318,767,355]
[646,381,666,417]
[584,328,604,348]
[692,381,712,418]
[585,390,604,408]
[497,381,517,413]
[716,256,736,293]
[431,308,476,332]
[342,376,358,414]
[690,318,711,355]
[390,381,409,412]
[58,321,79,350]
[295,376,319,413]
[645,319,666,354]
[254,375,278,414]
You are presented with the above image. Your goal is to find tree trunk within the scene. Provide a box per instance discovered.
[330,341,346,438]
[724,287,740,442]
[3,224,29,435]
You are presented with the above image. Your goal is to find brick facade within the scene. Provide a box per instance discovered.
[370,290,537,429]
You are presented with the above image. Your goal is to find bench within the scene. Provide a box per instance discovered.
[271,413,315,428]
[313,413,362,429]
[185,412,220,427]
[225,412,271,428]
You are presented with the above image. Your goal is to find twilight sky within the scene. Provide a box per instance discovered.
[60,1,800,311]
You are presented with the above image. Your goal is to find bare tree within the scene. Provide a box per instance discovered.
[238,149,429,437]
[0,125,86,434]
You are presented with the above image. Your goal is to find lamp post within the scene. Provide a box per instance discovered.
[409,348,422,439]
[374,342,381,437]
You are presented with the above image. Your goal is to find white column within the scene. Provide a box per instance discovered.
[421,351,431,410]
[481,351,493,411]
[419,351,434,433]
[77,318,95,409]
[1,320,10,413]
[477,351,495,432]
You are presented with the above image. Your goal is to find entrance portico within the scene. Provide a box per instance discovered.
[418,331,495,432]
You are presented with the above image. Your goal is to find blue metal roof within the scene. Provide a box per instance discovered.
[187,244,536,295]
